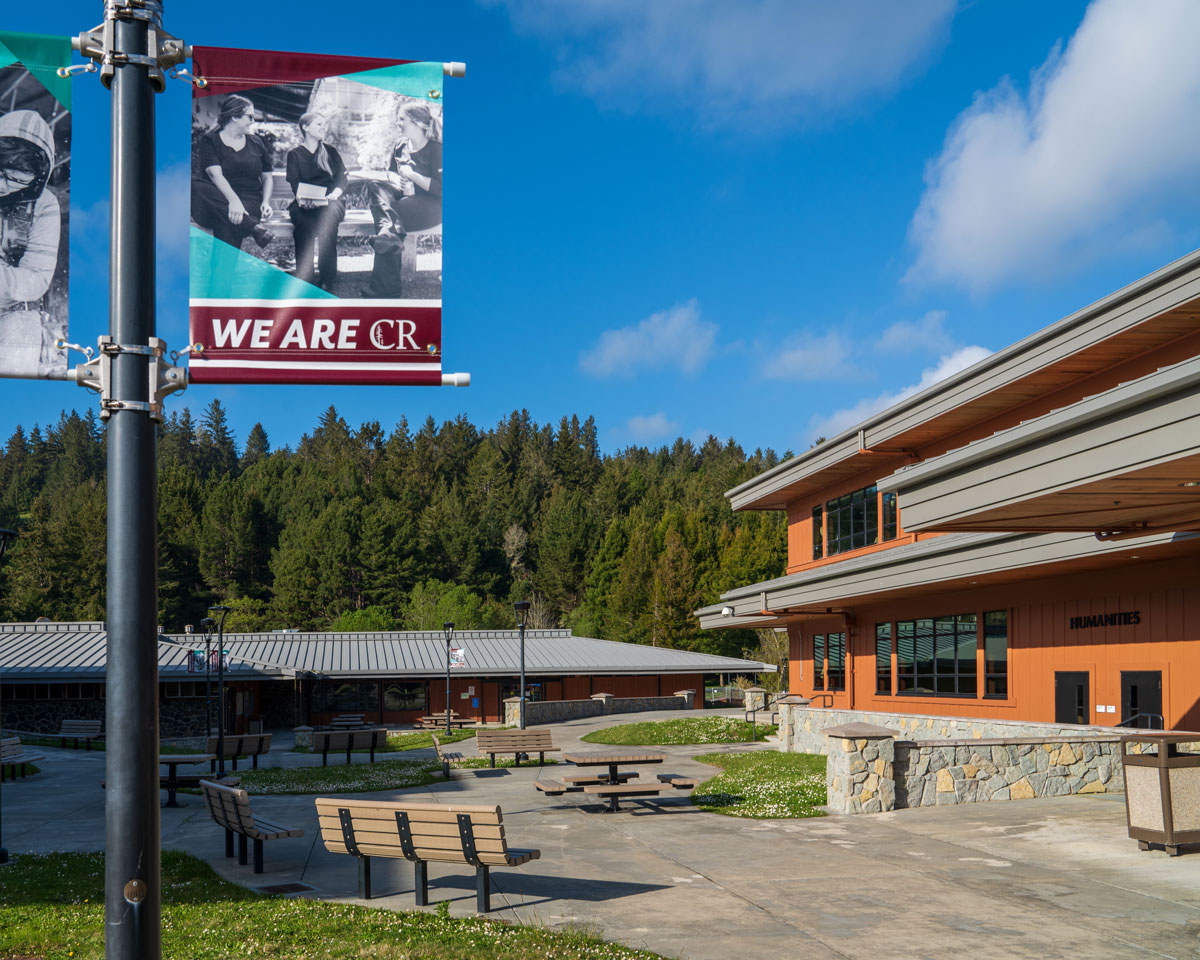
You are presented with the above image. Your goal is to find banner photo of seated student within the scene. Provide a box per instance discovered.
[187,46,444,385]
[0,31,70,381]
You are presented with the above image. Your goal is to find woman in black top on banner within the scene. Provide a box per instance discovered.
[285,112,347,291]
[191,95,274,251]
[364,101,442,298]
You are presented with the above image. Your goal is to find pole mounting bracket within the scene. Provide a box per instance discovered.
[69,336,188,422]
[73,1,187,93]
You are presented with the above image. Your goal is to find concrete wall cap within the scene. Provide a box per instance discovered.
[823,722,898,738]
[778,696,812,705]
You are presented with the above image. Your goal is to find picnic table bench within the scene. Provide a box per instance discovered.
[417,711,477,729]
[431,733,465,778]
[475,729,560,768]
[311,728,387,766]
[1,737,44,782]
[206,733,272,771]
[201,779,304,874]
[315,797,539,912]
[329,714,368,730]
[52,719,104,750]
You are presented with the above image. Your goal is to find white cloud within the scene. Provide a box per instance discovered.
[908,0,1200,293]
[626,412,679,442]
[808,345,992,440]
[486,0,955,126]
[156,163,192,262]
[876,310,954,355]
[580,300,716,378]
[761,328,858,381]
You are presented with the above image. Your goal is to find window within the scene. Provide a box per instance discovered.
[312,681,379,713]
[882,492,898,540]
[813,634,825,689]
[826,632,846,691]
[824,485,879,556]
[895,612,977,697]
[984,610,1008,698]
[383,681,427,712]
[812,505,823,560]
[876,622,892,695]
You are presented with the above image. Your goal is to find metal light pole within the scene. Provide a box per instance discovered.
[513,601,530,730]
[208,606,230,775]
[0,527,19,867]
[442,621,454,735]
[200,617,214,736]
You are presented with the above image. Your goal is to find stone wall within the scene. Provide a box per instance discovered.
[779,701,1129,755]
[2,696,208,738]
[503,690,695,726]
[823,722,1127,814]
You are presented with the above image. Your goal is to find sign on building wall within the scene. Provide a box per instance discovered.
[187,46,444,385]
[0,31,71,380]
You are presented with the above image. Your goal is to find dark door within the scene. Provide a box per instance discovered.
[1054,672,1089,725]
[1121,671,1163,728]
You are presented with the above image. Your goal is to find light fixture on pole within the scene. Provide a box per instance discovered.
[208,605,231,776]
[0,526,18,866]
[513,601,531,731]
[200,617,215,738]
[442,621,455,735]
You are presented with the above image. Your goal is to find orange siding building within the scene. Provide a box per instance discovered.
[699,250,1200,731]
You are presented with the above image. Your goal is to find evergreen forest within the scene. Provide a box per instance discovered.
[0,403,789,661]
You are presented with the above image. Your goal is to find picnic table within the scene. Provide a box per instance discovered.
[160,753,216,808]
[417,711,477,729]
[561,749,668,812]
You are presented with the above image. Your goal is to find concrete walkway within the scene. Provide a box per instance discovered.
[4,710,1200,960]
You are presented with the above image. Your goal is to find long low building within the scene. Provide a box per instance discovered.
[0,622,773,736]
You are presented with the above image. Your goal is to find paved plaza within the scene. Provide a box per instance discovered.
[4,710,1200,960]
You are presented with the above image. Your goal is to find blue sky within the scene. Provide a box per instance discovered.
[4,0,1200,456]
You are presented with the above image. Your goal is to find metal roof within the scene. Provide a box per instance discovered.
[0,627,280,682]
[1,625,772,680]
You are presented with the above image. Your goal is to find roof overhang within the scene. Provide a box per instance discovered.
[879,356,1200,537]
[727,247,1200,511]
[698,530,1200,626]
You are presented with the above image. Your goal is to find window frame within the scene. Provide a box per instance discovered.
[894,612,980,698]
[875,622,893,695]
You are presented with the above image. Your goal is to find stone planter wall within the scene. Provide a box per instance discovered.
[780,702,1130,755]
[503,690,695,726]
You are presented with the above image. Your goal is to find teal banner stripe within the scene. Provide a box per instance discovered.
[0,31,73,108]
[350,61,443,100]
[189,227,335,300]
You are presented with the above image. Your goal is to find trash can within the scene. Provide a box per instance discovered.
[1120,733,1200,856]
[247,715,264,735]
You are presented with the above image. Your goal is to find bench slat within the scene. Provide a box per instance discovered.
[318,827,512,856]
[583,782,670,796]
[322,840,535,866]
[316,815,504,840]
[315,798,501,819]
[657,774,699,789]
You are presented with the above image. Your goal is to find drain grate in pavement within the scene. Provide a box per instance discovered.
[257,882,315,895]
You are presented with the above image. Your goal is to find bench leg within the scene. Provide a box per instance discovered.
[476,865,491,913]
[346,744,353,766]
[252,754,259,770]
[232,756,239,772]
[442,760,450,779]
[358,856,372,899]
[539,752,545,766]
[369,746,376,763]
[210,759,217,774]
[322,749,329,767]
[238,834,248,866]
[225,829,234,858]
[413,860,427,907]
[253,839,264,874]
[490,754,495,769]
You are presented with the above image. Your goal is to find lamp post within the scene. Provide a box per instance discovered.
[0,527,18,866]
[208,606,230,776]
[513,601,530,730]
[442,621,455,735]
[200,617,214,738]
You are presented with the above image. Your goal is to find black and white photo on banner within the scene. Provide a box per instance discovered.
[190,76,442,300]
[0,58,69,379]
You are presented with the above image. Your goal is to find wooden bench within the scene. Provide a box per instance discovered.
[656,774,700,790]
[584,780,671,813]
[431,733,464,779]
[200,779,304,874]
[315,797,539,912]
[205,733,272,771]
[533,778,574,796]
[475,729,560,768]
[53,719,103,750]
[311,728,387,766]
[1,737,44,782]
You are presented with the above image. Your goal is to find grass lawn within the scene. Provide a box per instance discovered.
[0,850,667,960]
[292,728,477,755]
[691,751,826,818]
[2,763,39,777]
[236,757,444,795]
[581,715,777,745]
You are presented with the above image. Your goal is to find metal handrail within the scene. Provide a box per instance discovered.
[810,692,834,708]
[1119,712,1164,729]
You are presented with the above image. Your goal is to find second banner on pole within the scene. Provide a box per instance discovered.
[187,47,444,385]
